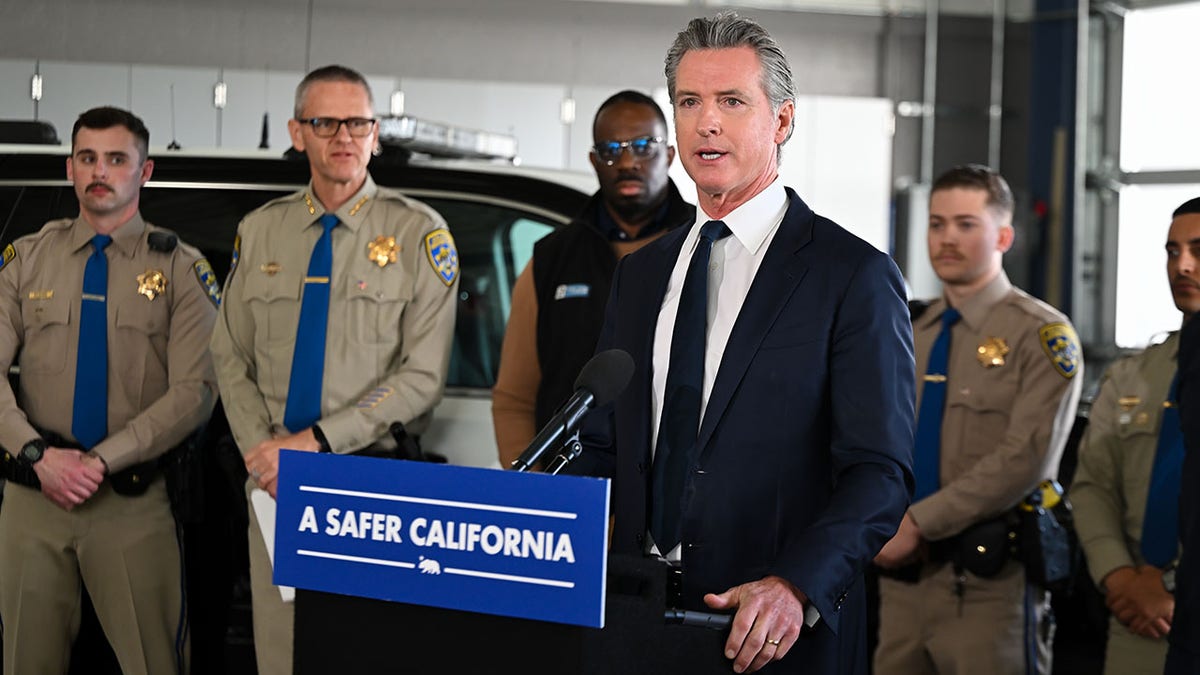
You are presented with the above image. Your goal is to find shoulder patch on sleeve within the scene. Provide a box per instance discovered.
[227,234,241,282]
[1039,322,1080,379]
[0,244,15,273]
[423,228,458,287]
[193,258,222,307]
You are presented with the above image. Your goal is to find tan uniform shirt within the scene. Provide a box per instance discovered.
[1072,332,1179,585]
[492,236,664,468]
[211,176,458,455]
[908,272,1083,541]
[0,214,218,472]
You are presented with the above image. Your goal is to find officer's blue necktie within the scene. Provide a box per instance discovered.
[651,220,732,554]
[283,214,338,433]
[912,307,961,501]
[72,234,112,449]
[1141,372,1184,567]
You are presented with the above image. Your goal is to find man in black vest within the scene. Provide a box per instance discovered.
[493,90,694,469]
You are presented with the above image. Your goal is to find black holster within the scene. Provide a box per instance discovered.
[1014,483,1077,590]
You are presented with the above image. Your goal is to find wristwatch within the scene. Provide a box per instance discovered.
[19,438,46,465]
[1163,562,1178,595]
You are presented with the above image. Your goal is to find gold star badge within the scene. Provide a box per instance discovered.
[976,337,1009,368]
[368,236,399,268]
[137,269,168,301]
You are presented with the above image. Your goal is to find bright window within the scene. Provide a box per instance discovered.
[1120,3,1200,172]
[1115,184,1199,347]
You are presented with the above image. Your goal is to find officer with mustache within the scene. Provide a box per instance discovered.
[0,106,218,674]
[874,165,1083,675]
[493,90,694,469]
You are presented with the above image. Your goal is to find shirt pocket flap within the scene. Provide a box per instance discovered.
[241,269,302,304]
[115,302,168,335]
[344,268,413,304]
[22,295,70,331]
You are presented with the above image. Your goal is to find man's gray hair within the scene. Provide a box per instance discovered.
[294,64,374,119]
[664,12,796,159]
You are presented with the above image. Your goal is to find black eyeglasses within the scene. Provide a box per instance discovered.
[297,117,378,138]
[592,136,665,165]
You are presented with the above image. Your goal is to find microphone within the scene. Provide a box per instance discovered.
[511,349,634,472]
[663,609,733,630]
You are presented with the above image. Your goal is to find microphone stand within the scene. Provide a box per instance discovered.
[543,430,583,476]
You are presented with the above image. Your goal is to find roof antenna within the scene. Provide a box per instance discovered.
[259,112,270,149]
[167,83,181,150]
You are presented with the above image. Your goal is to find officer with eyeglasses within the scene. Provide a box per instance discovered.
[210,64,458,675]
[492,90,694,470]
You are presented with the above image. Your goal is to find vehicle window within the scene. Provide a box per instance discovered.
[418,197,561,390]
[509,219,554,279]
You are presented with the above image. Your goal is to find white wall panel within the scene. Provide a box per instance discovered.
[0,59,37,121]
[403,79,566,169]
[130,66,220,149]
[220,69,303,151]
[37,62,129,145]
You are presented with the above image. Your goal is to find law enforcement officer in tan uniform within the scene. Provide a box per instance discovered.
[873,165,1083,675]
[210,65,458,675]
[1071,197,1200,674]
[0,106,218,674]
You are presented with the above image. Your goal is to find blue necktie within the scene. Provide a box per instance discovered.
[72,234,112,449]
[651,220,732,553]
[283,214,338,433]
[912,307,961,501]
[1141,372,1184,567]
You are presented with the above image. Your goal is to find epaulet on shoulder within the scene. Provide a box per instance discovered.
[36,218,74,237]
[375,186,442,222]
[1007,286,1069,325]
[248,190,304,216]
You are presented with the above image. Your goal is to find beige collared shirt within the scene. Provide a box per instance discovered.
[908,272,1083,541]
[1072,331,1180,583]
[0,213,218,471]
[211,175,458,455]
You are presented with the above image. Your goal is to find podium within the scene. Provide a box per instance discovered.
[294,554,735,674]
[274,452,735,674]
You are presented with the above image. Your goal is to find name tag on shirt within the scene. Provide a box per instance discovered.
[554,283,590,300]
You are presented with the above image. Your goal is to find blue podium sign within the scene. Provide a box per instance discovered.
[273,451,611,627]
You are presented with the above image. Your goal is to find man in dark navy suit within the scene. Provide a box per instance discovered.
[1166,197,1200,674]
[578,12,915,674]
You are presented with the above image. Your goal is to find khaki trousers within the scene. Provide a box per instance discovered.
[875,560,1053,675]
[0,480,186,675]
[247,481,294,675]
[1103,615,1168,675]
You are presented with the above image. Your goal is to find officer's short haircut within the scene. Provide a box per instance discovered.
[592,91,668,141]
[294,65,375,119]
[72,107,150,162]
[1173,197,1200,218]
[932,164,1015,220]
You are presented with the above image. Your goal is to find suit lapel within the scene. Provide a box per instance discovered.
[696,189,814,452]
